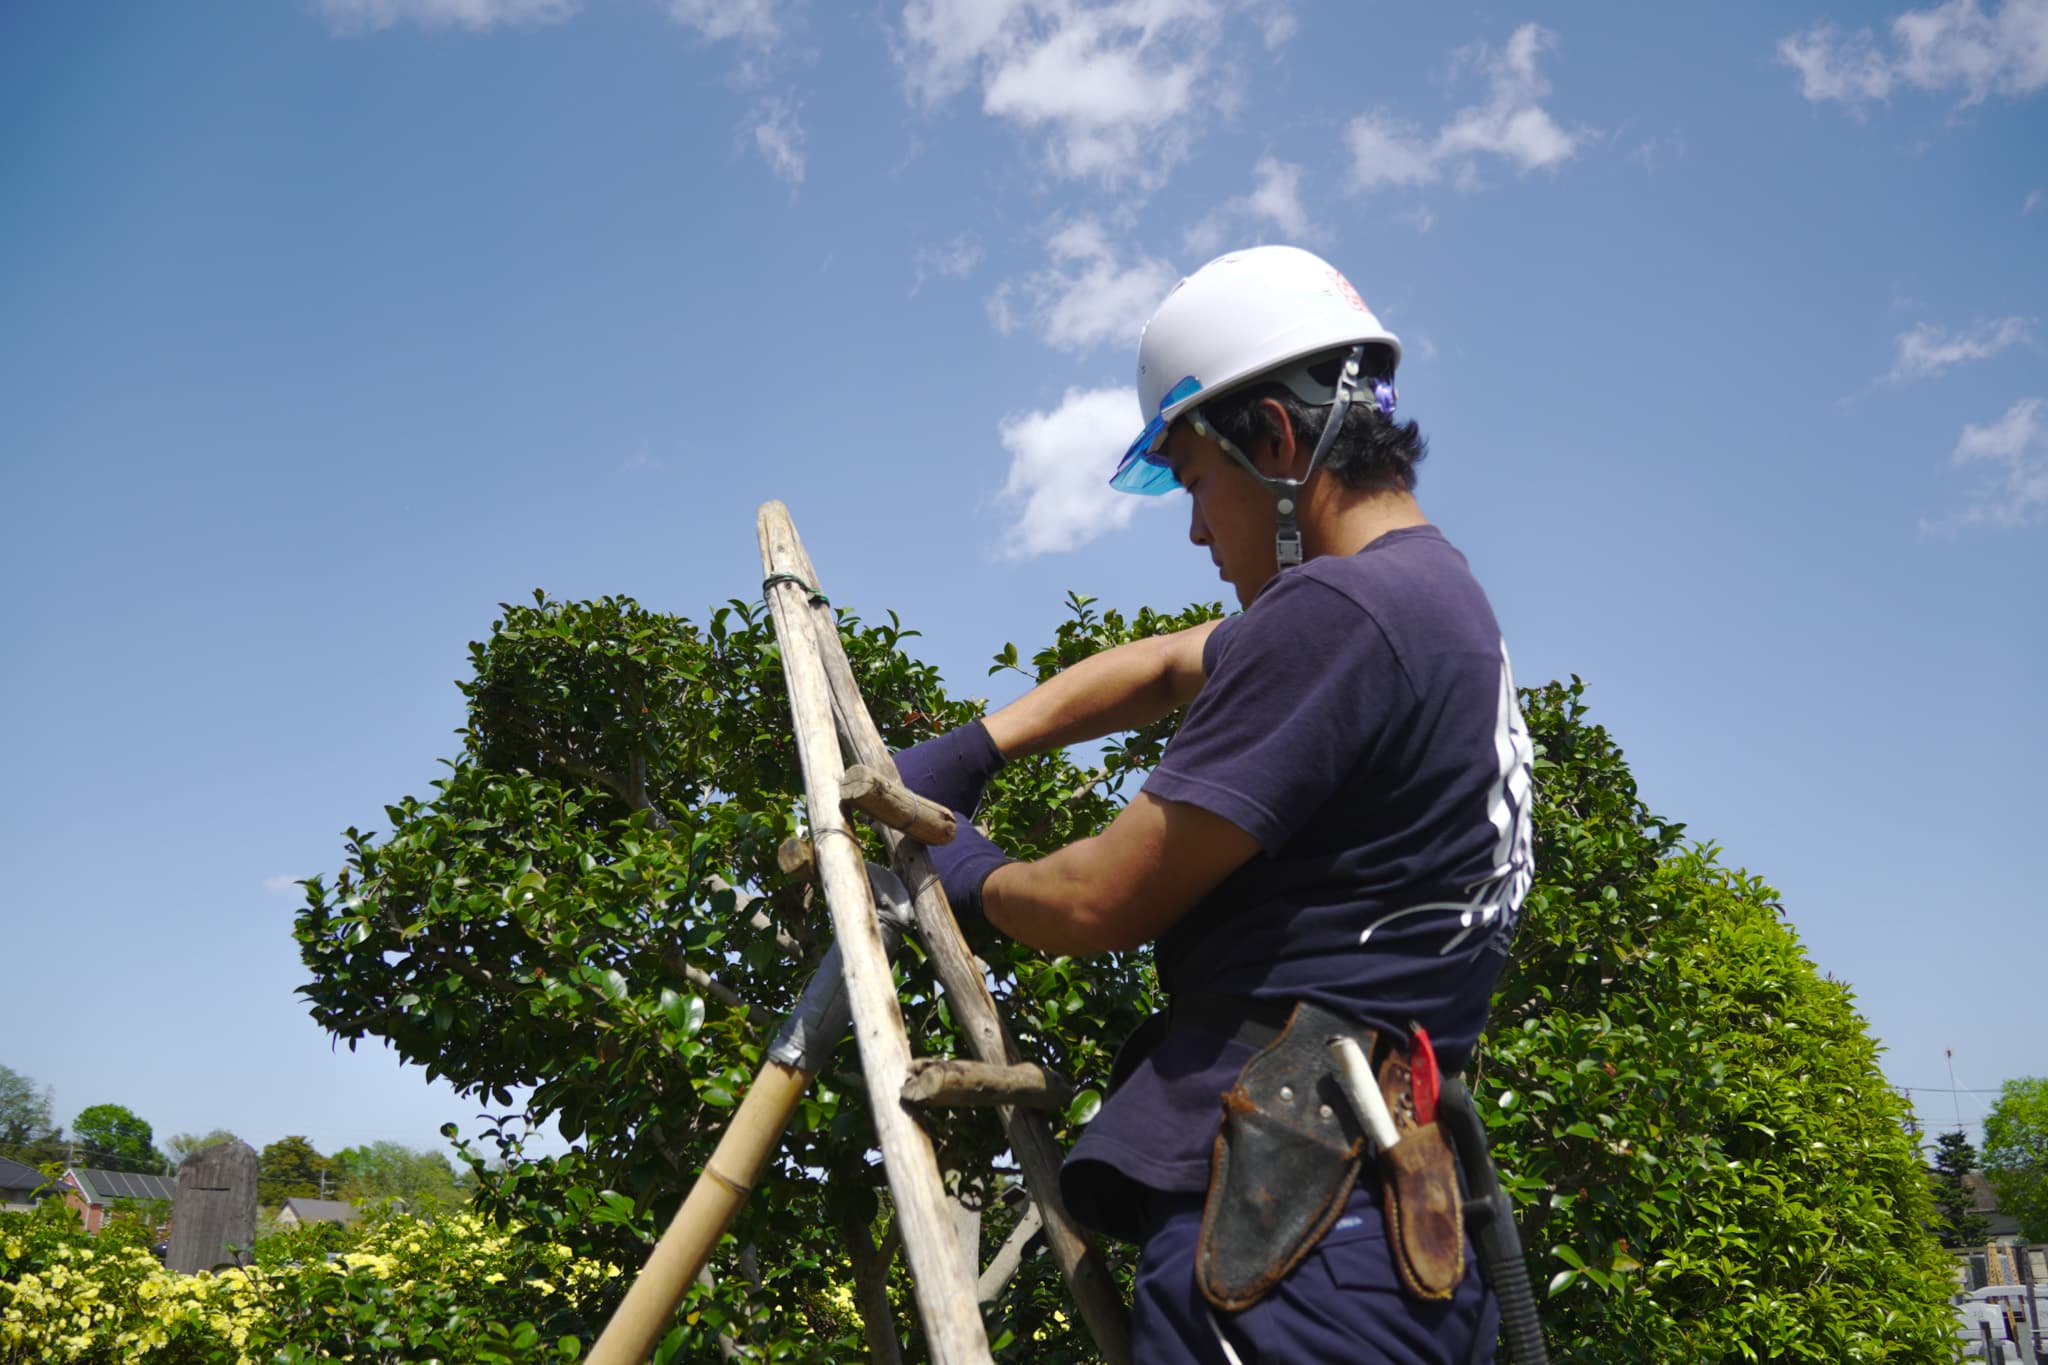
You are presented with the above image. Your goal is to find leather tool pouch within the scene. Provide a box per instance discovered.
[1195,1003,1366,1311]
[1376,1050,1465,1301]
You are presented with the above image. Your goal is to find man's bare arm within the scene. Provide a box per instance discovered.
[982,619,1222,760]
[982,790,1260,957]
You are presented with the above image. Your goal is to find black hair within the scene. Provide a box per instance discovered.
[1196,346,1427,494]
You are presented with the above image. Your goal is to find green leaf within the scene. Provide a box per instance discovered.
[660,988,706,1036]
[1067,1087,1102,1126]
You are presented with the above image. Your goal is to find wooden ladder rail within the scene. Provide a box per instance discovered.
[760,506,996,1365]
[760,501,1133,1365]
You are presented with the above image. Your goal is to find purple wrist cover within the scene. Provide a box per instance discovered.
[894,719,1006,817]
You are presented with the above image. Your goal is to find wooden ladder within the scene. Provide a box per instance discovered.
[586,502,1132,1364]
[754,501,1129,1364]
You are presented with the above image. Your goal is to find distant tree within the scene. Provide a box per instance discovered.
[0,1065,56,1152]
[256,1129,335,1203]
[71,1103,164,1173]
[1929,1130,1991,1247]
[258,1135,338,1205]
[333,1141,465,1210]
[164,1129,243,1167]
[1984,1077,2048,1242]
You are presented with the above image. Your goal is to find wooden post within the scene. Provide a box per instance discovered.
[760,503,995,1365]
[762,501,1132,1365]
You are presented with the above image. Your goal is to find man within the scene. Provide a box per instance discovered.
[899,245,1531,1363]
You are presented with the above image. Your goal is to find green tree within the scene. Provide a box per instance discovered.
[1480,681,1955,1360]
[1983,1076,2048,1241]
[72,1102,164,1173]
[334,1141,467,1211]
[297,592,1959,1363]
[259,1135,338,1205]
[0,1064,55,1152]
[1928,1130,1991,1247]
[164,1128,244,1167]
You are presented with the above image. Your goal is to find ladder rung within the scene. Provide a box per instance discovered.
[901,1058,1076,1112]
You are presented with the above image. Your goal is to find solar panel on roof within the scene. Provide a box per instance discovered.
[80,1168,175,1201]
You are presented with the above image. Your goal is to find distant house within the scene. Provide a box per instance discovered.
[1965,1170,2024,1241]
[0,1157,49,1212]
[277,1197,359,1228]
[61,1168,177,1233]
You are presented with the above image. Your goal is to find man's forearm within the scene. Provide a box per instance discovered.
[982,620,1220,760]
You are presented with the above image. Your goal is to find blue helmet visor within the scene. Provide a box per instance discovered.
[1109,375,1202,495]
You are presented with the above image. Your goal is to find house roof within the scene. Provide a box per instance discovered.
[66,1168,177,1204]
[281,1197,359,1225]
[0,1156,48,1193]
[1965,1170,2023,1237]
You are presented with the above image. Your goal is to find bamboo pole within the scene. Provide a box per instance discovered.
[587,1062,809,1365]
[760,504,995,1365]
[765,502,1132,1365]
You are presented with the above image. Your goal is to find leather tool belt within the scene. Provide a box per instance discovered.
[1194,1001,1466,1311]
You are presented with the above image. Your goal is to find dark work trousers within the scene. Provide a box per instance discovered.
[1131,1184,1498,1364]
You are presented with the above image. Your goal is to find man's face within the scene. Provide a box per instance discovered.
[1164,421,1278,609]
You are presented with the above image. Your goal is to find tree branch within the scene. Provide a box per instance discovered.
[977,1201,1044,1305]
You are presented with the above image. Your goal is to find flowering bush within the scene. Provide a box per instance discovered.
[0,1200,616,1363]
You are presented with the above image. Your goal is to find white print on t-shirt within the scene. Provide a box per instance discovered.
[1356,640,1536,956]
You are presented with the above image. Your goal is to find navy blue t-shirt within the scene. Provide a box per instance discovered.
[1061,525,1534,1239]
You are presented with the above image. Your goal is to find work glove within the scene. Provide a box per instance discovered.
[923,812,1013,928]
[893,719,1006,817]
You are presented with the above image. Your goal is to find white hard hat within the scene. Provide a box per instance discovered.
[1111,245,1401,495]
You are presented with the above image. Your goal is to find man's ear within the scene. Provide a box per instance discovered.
[1251,396,1302,479]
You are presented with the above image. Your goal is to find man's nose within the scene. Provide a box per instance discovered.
[1188,500,1210,546]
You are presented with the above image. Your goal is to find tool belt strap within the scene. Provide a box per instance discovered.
[1167,991,1472,1072]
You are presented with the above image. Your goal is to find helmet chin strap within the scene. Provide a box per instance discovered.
[1187,346,1366,570]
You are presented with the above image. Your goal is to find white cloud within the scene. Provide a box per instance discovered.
[895,0,1245,187]
[989,219,1177,352]
[320,0,575,32]
[1184,156,1315,257]
[1398,204,1437,234]
[1778,0,2048,111]
[1346,24,1581,194]
[323,0,783,42]
[2026,188,2044,214]
[910,234,986,295]
[1944,397,2048,526]
[262,875,302,895]
[1346,114,1438,191]
[996,386,1147,555]
[666,0,780,44]
[1249,0,1294,47]
[1885,317,2035,382]
[1778,24,1896,105]
[747,98,806,186]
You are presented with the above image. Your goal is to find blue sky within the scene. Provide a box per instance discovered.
[2,0,2041,1165]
